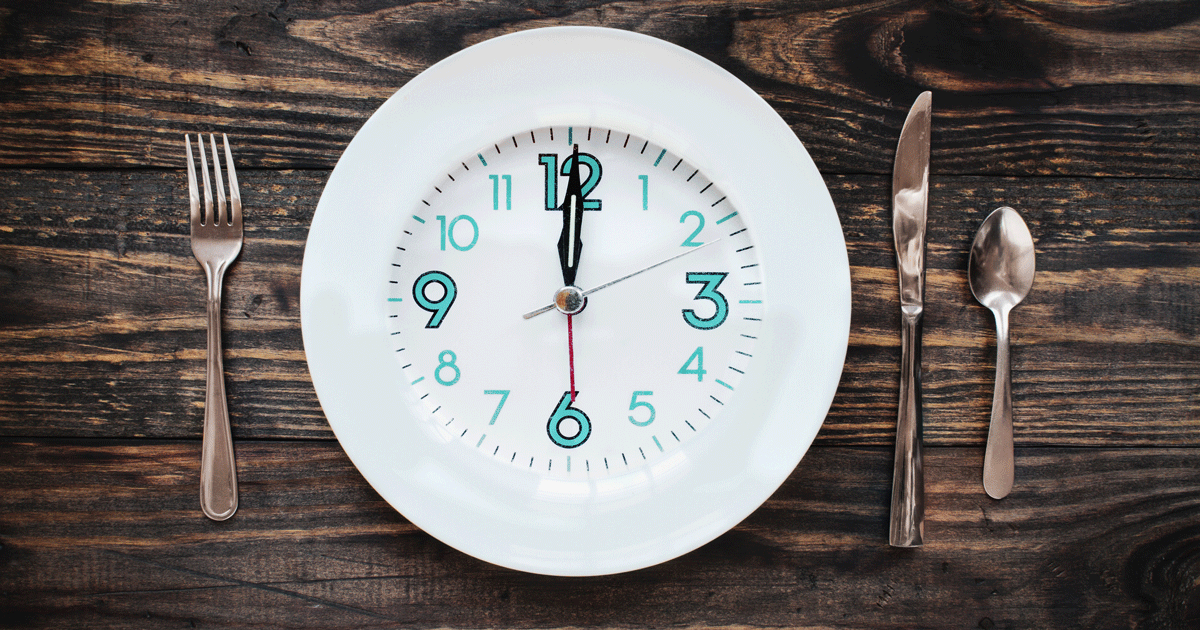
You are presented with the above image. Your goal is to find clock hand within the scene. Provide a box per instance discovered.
[523,239,721,319]
[567,313,577,402]
[557,144,585,287]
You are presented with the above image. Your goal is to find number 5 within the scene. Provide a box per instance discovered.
[628,391,655,426]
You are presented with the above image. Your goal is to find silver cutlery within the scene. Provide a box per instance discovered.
[187,133,243,521]
[969,206,1035,499]
[889,91,931,547]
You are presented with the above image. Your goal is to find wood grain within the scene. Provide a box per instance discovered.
[0,440,1196,629]
[0,170,1195,444]
[0,1,1197,176]
[0,3,1198,627]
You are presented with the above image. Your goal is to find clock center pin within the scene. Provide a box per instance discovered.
[554,286,587,315]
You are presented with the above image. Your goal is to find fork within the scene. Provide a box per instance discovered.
[187,133,243,521]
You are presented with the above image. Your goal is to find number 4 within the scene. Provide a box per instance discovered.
[678,347,706,381]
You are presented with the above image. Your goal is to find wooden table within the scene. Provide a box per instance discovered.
[1,2,1197,628]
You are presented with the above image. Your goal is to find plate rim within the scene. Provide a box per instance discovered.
[301,25,850,576]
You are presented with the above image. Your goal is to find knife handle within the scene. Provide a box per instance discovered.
[890,308,925,547]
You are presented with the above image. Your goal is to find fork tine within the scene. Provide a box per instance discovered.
[209,134,227,226]
[198,132,214,226]
[185,135,201,228]
[222,134,242,227]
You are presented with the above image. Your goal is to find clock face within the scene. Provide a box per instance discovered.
[390,126,763,477]
[301,26,850,576]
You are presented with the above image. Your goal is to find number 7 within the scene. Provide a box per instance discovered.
[484,389,510,425]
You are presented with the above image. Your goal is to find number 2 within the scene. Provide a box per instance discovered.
[680,210,704,247]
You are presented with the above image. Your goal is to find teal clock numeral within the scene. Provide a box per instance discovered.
[413,271,456,328]
[489,174,511,210]
[547,392,590,448]
[628,391,655,426]
[437,214,479,251]
[570,153,603,210]
[678,347,706,381]
[434,350,460,386]
[539,155,558,210]
[683,272,729,330]
[540,152,603,210]
[680,210,704,247]
[639,175,649,210]
[484,389,510,425]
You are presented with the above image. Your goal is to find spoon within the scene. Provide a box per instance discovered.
[969,206,1035,499]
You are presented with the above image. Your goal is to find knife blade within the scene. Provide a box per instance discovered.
[889,91,931,548]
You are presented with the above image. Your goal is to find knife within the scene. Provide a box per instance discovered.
[889,91,931,548]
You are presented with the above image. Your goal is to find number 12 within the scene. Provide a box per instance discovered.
[540,153,603,211]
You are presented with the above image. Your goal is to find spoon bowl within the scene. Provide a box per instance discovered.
[968,206,1035,499]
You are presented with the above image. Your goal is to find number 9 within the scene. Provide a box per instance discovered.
[413,271,456,328]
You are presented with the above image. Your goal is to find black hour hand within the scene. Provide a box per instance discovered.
[557,144,585,287]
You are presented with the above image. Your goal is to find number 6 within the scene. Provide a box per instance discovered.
[547,392,591,448]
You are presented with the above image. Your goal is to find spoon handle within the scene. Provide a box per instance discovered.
[889,308,924,547]
[983,307,1014,499]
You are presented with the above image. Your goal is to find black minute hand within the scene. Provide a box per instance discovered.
[557,144,585,287]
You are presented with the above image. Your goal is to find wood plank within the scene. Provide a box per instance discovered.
[0,170,1196,444]
[0,440,1196,628]
[0,1,1197,175]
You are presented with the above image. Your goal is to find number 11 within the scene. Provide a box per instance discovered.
[489,174,511,210]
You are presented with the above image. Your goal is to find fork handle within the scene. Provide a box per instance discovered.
[201,263,238,521]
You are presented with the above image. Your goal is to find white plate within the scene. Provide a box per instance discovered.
[301,26,850,576]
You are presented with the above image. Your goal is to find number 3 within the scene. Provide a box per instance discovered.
[682,272,729,329]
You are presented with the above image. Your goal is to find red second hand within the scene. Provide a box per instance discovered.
[567,313,577,402]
